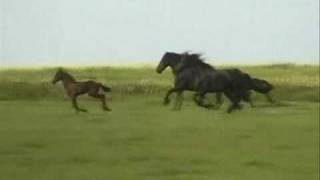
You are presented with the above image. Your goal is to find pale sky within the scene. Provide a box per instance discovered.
[0,0,319,66]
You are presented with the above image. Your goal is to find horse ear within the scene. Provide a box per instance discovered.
[57,67,64,72]
[183,51,190,55]
[263,81,271,87]
[181,52,188,61]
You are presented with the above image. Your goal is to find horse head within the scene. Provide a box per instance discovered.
[252,78,274,93]
[52,68,64,84]
[156,52,183,74]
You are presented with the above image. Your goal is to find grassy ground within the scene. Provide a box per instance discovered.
[0,65,319,180]
[0,97,318,180]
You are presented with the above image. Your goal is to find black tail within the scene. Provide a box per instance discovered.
[99,83,111,92]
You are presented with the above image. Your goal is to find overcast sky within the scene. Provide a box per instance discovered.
[0,0,319,66]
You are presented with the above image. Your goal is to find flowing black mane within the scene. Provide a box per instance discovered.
[164,52,182,59]
[178,53,215,71]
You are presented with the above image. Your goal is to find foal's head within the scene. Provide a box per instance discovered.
[252,78,274,94]
[52,69,75,84]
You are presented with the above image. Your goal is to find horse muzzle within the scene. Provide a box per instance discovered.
[52,79,58,84]
[156,65,165,74]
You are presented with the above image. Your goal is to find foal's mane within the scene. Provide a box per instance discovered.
[179,53,215,71]
[59,69,76,82]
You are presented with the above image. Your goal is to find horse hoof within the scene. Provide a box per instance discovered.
[163,100,170,106]
[211,106,220,110]
[76,108,88,112]
[172,107,181,111]
[215,104,222,108]
[207,104,219,110]
[104,108,111,111]
[227,108,233,113]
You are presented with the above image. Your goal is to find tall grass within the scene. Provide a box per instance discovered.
[0,65,319,102]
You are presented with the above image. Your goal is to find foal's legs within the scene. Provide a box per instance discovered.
[72,95,88,112]
[89,93,111,111]
[87,85,111,111]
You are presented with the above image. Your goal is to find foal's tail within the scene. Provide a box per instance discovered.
[99,83,111,92]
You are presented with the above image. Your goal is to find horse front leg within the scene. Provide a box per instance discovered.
[215,93,223,108]
[100,94,112,111]
[243,91,254,108]
[163,88,176,105]
[193,93,200,104]
[265,93,274,104]
[224,91,242,113]
[72,95,87,112]
[173,91,184,110]
[248,97,254,108]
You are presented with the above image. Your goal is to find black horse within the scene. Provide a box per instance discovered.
[243,78,274,106]
[156,52,214,108]
[216,69,275,107]
[180,53,275,108]
[157,52,244,113]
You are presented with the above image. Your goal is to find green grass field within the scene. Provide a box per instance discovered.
[0,65,319,180]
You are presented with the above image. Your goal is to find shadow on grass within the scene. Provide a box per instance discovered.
[142,168,209,177]
[237,134,253,139]
[273,144,296,150]
[244,160,275,168]
[84,118,110,123]
[100,136,151,147]
[251,101,293,108]
[19,142,46,149]
[0,149,28,155]
[66,157,97,164]
[127,156,151,163]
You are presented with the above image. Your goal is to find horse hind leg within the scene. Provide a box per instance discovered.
[194,92,215,109]
[248,98,254,108]
[224,92,242,113]
[89,93,111,111]
[72,96,88,112]
[173,91,183,110]
[173,91,184,110]
[193,93,200,105]
[243,91,254,108]
[226,99,240,113]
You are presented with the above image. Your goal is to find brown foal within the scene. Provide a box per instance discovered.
[52,69,111,112]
